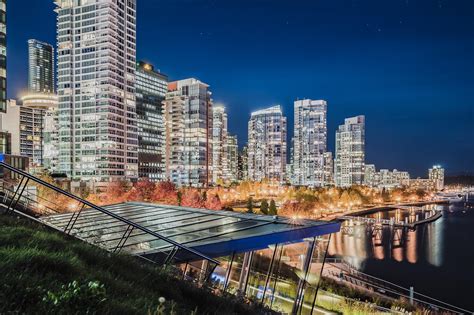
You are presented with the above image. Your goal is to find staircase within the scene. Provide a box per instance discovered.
[0,162,219,281]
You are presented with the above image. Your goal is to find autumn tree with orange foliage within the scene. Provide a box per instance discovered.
[125,180,155,202]
[104,180,130,204]
[151,181,178,205]
[205,194,222,210]
[181,189,205,208]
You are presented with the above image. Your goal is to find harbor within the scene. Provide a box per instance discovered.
[329,197,474,311]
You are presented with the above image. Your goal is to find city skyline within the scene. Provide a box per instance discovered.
[5,0,474,177]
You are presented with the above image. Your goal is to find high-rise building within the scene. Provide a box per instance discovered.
[223,134,238,183]
[247,105,287,182]
[238,145,248,181]
[292,99,328,187]
[211,105,228,184]
[20,95,58,169]
[0,100,20,156]
[136,61,168,181]
[364,164,376,187]
[0,0,6,112]
[364,164,410,189]
[55,0,138,182]
[164,78,212,187]
[0,127,29,177]
[429,165,445,191]
[43,107,59,172]
[323,152,334,186]
[28,39,55,94]
[2,99,52,169]
[19,39,59,171]
[334,115,365,187]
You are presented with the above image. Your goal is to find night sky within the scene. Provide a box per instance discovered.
[7,0,474,177]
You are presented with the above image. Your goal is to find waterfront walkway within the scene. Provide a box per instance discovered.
[340,209,442,229]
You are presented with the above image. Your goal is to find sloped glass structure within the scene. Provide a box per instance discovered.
[41,201,340,314]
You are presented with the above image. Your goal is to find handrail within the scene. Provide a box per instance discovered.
[326,261,472,314]
[0,162,219,266]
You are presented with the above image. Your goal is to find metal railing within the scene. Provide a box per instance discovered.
[0,162,219,280]
[324,261,472,314]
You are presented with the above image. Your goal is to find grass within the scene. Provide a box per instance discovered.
[317,278,423,314]
[0,213,270,315]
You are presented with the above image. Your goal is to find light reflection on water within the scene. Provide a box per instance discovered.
[327,199,474,310]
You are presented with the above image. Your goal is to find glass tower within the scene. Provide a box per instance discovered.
[334,115,366,187]
[0,0,6,112]
[135,61,168,181]
[28,39,55,94]
[211,105,228,184]
[164,78,213,187]
[55,0,138,182]
[292,99,328,187]
[247,105,287,182]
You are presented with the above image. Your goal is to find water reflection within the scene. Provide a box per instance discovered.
[329,205,444,267]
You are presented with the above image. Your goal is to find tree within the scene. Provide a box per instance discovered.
[152,181,178,205]
[177,191,182,206]
[181,189,205,208]
[133,179,156,201]
[91,180,130,205]
[246,197,254,214]
[339,190,351,206]
[125,187,141,202]
[260,199,269,215]
[381,187,390,202]
[269,199,277,215]
[206,194,222,210]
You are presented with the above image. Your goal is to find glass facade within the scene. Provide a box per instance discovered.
[55,0,138,181]
[0,0,6,112]
[208,237,332,314]
[28,39,55,94]
[40,201,339,314]
[247,106,287,182]
[292,99,328,187]
[223,134,238,182]
[335,115,366,187]
[165,79,212,187]
[0,130,11,154]
[136,61,168,181]
[211,105,227,184]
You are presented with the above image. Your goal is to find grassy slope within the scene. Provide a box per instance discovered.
[0,213,264,315]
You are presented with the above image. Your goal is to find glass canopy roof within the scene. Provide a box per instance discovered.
[41,202,340,259]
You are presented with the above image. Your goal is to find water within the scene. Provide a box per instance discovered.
[328,198,474,311]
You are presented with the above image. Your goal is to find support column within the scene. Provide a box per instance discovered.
[270,245,284,309]
[223,252,235,292]
[198,259,209,285]
[292,238,316,315]
[238,251,253,295]
[262,244,279,303]
[311,234,332,314]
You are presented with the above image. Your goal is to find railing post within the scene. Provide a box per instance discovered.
[9,178,30,213]
[64,203,86,234]
[7,176,25,212]
[163,246,179,265]
[0,162,221,270]
[114,225,134,254]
